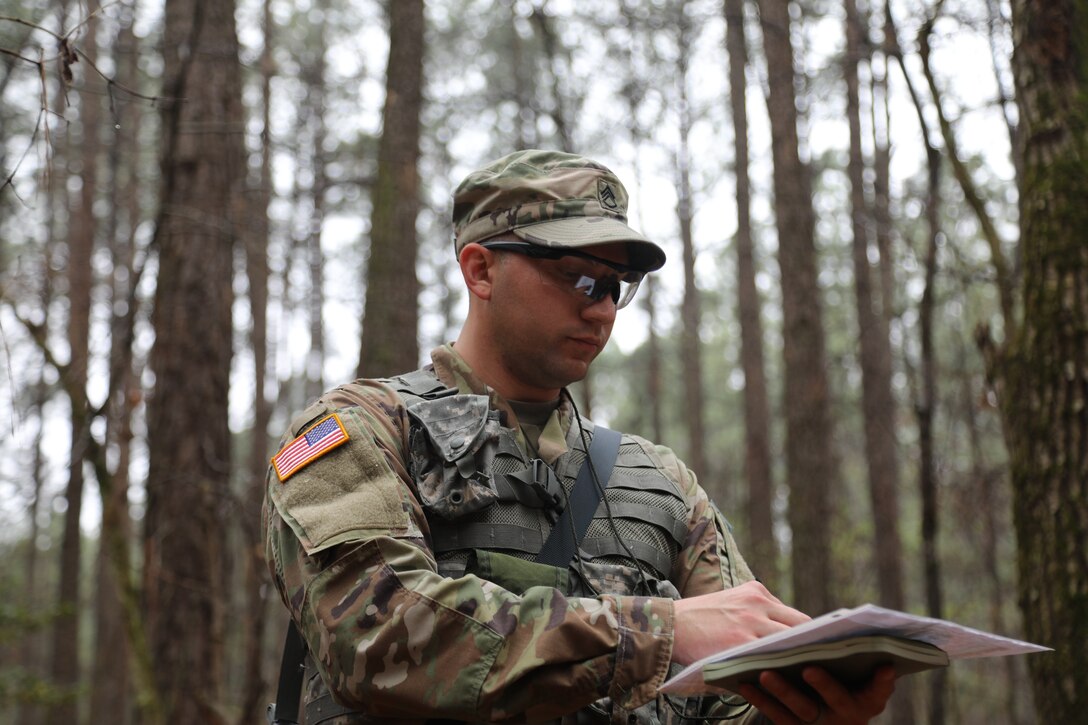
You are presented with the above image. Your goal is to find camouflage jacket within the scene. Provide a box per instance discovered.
[264,345,760,724]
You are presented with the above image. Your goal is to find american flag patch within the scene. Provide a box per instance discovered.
[272,413,349,482]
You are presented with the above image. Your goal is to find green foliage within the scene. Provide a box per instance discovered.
[0,666,79,708]
[0,577,74,710]
[0,601,65,647]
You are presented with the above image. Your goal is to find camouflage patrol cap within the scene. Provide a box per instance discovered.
[452,149,666,272]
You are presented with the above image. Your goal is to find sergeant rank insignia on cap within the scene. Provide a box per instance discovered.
[272,413,349,482]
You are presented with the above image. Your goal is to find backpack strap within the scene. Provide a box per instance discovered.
[534,426,622,568]
[266,619,307,724]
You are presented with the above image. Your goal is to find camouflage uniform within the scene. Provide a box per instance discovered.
[264,345,762,724]
[264,150,765,723]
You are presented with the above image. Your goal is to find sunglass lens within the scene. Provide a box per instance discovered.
[576,275,623,305]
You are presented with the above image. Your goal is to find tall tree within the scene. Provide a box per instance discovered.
[844,8,914,722]
[916,143,947,725]
[723,0,776,589]
[89,12,142,722]
[615,1,664,443]
[843,0,908,640]
[507,3,538,150]
[871,3,896,344]
[674,1,708,488]
[302,0,330,403]
[357,0,424,378]
[982,1,1088,720]
[755,0,837,613]
[955,321,1024,723]
[528,0,574,151]
[17,236,60,725]
[16,8,74,722]
[888,5,951,716]
[49,10,99,721]
[144,0,245,718]
[237,0,277,719]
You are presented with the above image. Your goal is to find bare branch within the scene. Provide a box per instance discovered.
[70,43,167,104]
[0,46,42,65]
[1,10,171,201]
[60,0,126,42]
[1,108,46,199]
[0,15,63,41]
[917,3,1016,335]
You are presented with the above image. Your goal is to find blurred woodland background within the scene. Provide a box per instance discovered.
[0,0,1085,723]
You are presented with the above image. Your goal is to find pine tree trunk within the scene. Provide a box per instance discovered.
[870,6,896,348]
[918,141,947,725]
[867,23,919,721]
[91,405,133,725]
[23,12,72,720]
[508,3,537,150]
[24,17,71,719]
[755,0,836,613]
[358,0,424,378]
[613,29,661,444]
[993,2,1088,719]
[89,14,141,722]
[642,276,664,444]
[529,2,574,151]
[842,23,912,722]
[50,13,100,719]
[956,333,1025,724]
[675,7,707,489]
[18,332,52,725]
[304,0,330,402]
[844,0,905,612]
[146,0,245,717]
[237,1,276,718]
[724,0,776,589]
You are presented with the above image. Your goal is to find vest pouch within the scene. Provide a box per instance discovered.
[465,549,570,596]
[408,394,503,520]
[566,558,682,600]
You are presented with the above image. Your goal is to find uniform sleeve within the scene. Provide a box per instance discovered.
[263,383,676,722]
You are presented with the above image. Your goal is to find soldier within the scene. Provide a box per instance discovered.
[264,150,895,724]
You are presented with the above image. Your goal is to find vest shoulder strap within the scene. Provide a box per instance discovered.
[534,426,622,568]
[267,619,307,724]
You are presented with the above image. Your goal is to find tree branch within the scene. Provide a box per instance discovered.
[917,4,1016,335]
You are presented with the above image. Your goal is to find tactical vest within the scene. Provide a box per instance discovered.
[300,368,707,724]
[389,368,690,591]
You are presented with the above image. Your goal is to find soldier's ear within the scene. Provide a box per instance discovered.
[460,243,497,301]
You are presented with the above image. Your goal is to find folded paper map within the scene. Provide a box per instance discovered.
[702,634,948,693]
[660,603,1050,695]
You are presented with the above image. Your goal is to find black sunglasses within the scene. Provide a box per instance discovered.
[479,240,645,309]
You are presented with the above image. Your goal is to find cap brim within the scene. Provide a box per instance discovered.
[512,218,666,272]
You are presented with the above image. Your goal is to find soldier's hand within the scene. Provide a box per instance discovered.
[671,581,810,665]
[737,665,896,725]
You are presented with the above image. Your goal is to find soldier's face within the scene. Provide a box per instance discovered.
[489,242,628,400]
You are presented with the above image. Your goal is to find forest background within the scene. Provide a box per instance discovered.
[1,0,1085,723]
